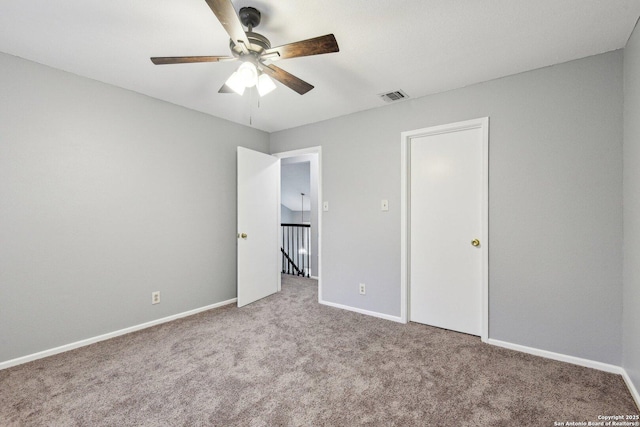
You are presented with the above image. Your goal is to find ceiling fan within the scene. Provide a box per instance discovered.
[150,0,339,96]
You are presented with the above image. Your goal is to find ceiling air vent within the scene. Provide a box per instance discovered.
[378,89,409,103]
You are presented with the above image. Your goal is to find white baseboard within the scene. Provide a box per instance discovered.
[319,299,403,323]
[0,298,237,371]
[621,369,640,410]
[486,338,622,373]
[487,338,640,410]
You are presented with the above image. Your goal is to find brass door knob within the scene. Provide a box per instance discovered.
[471,239,480,247]
[238,233,248,239]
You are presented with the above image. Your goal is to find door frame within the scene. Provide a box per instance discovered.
[400,118,489,341]
[272,146,322,300]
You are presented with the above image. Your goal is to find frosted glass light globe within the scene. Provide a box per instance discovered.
[237,62,258,87]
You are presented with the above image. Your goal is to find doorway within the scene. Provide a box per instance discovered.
[272,147,322,299]
[280,159,312,277]
[400,118,489,340]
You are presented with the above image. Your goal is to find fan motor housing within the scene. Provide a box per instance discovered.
[230,31,271,57]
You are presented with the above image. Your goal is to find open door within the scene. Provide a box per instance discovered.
[237,147,280,307]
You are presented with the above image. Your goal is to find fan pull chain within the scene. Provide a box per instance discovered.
[249,87,261,126]
[251,87,255,125]
[247,86,254,126]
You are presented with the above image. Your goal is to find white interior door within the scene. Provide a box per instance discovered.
[237,147,280,307]
[409,123,484,336]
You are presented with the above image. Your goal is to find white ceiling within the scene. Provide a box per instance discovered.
[1,1,639,133]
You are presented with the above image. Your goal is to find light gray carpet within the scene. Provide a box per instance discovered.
[1,275,637,426]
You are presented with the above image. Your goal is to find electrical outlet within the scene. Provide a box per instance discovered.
[359,283,366,295]
[152,291,160,305]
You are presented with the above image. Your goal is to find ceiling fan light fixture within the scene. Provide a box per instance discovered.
[257,73,276,96]
[237,61,258,87]
[224,71,246,95]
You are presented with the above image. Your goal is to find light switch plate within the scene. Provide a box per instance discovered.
[323,201,329,211]
[381,199,389,211]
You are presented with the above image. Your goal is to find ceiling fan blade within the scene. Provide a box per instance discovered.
[263,34,339,61]
[204,0,251,49]
[260,64,314,95]
[151,56,236,65]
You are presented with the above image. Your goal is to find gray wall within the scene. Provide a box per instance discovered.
[0,53,269,363]
[623,22,640,395]
[281,204,296,223]
[285,210,311,224]
[270,51,624,365]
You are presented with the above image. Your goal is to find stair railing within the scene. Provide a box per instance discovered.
[281,223,311,277]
